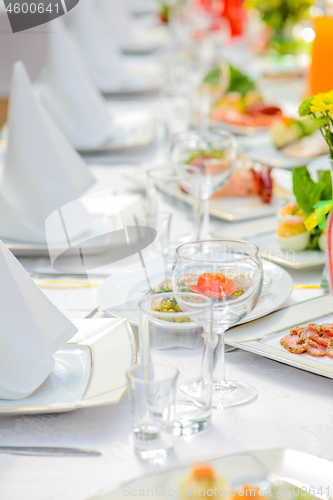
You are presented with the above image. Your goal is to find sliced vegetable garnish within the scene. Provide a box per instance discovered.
[190,273,237,299]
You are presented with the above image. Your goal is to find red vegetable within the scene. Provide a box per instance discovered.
[190,272,237,299]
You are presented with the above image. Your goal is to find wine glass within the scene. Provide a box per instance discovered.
[170,129,237,239]
[172,239,263,409]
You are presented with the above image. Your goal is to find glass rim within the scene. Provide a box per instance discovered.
[146,164,201,181]
[175,239,261,264]
[126,363,179,385]
[139,291,213,318]
[170,128,237,146]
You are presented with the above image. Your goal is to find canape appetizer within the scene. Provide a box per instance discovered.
[276,202,310,251]
[181,462,231,500]
[270,116,328,158]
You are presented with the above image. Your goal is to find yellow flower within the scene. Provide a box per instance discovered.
[310,91,333,114]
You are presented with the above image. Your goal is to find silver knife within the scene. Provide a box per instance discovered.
[0,446,101,457]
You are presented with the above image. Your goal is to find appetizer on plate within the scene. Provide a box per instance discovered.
[180,462,231,499]
[276,166,331,252]
[203,64,282,129]
[281,323,333,358]
[270,116,328,159]
[187,151,275,204]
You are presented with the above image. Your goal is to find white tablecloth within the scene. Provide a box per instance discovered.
[1,83,331,500]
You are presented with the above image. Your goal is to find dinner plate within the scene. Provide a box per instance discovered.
[213,217,326,269]
[102,58,164,95]
[124,164,292,222]
[2,192,145,258]
[0,318,136,416]
[225,295,333,380]
[88,447,333,499]
[78,107,156,154]
[210,118,267,137]
[96,259,293,328]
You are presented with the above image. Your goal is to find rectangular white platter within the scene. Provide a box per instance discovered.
[225,295,333,380]
[213,216,325,269]
[88,447,333,499]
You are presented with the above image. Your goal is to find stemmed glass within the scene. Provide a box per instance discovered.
[170,129,237,239]
[172,240,263,409]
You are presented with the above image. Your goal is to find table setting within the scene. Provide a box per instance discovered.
[2,0,333,498]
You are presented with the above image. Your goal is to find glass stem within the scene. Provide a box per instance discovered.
[212,331,226,384]
[200,199,210,239]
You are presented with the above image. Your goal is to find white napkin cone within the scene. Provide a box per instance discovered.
[0,241,77,400]
[37,18,111,150]
[97,0,134,45]
[0,61,95,244]
[70,0,127,92]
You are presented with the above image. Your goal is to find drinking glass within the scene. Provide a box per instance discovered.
[146,165,202,246]
[134,211,172,256]
[139,292,213,436]
[127,364,178,461]
[170,129,237,239]
[172,240,263,409]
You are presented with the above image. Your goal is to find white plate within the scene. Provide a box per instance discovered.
[88,447,333,500]
[237,133,318,169]
[78,107,156,154]
[225,295,333,380]
[120,26,170,54]
[96,259,293,327]
[213,217,326,269]
[0,318,136,416]
[102,59,164,95]
[2,192,145,257]
[124,165,292,222]
[210,118,267,136]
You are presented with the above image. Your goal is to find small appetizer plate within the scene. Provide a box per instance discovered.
[225,294,333,380]
[96,258,293,328]
[124,164,292,222]
[236,133,319,169]
[213,217,326,269]
[0,318,136,417]
[88,447,333,499]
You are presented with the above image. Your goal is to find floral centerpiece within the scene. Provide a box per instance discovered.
[246,0,314,54]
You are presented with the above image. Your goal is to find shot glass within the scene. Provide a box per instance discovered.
[134,211,172,256]
[126,364,179,461]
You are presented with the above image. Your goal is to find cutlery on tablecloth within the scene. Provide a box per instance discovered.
[0,446,101,457]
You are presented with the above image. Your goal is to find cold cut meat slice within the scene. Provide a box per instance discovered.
[280,333,306,354]
[304,340,327,357]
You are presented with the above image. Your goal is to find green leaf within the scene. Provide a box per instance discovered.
[298,97,313,117]
[292,166,325,216]
[228,65,256,95]
[317,169,332,200]
[313,115,330,127]
[203,67,222,86]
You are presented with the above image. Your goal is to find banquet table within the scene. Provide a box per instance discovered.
[1,91,332,500]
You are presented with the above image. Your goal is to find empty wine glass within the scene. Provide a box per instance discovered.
[172,239,263,409]
[170,129,237,239]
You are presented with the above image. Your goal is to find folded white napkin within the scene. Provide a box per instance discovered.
[0,241,77,400]
[96,0,134,45]
[37,18,111,150]
[70,0,127,93]
[0,62,95,244]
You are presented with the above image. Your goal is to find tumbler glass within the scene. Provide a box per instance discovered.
[139,292,213,436]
